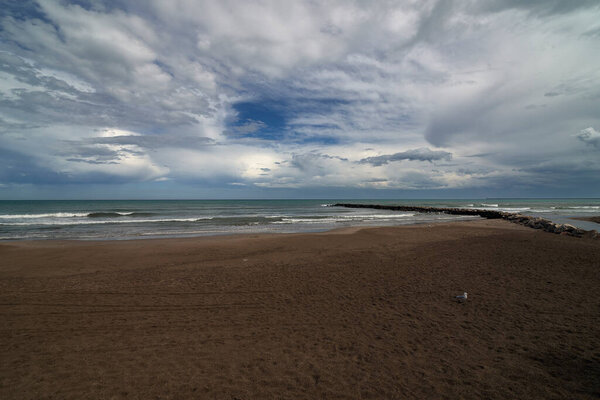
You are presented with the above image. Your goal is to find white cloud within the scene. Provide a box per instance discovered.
[0,0,599,195]
[576,127,600,149]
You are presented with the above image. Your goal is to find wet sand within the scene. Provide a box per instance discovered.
[1,219,599,399]
[573,216,600,224]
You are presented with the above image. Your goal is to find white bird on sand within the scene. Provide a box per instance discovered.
[455,292,468,302]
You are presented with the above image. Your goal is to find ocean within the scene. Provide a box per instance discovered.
[0,199,599,241]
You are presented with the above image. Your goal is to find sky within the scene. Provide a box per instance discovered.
[1,0,599,199]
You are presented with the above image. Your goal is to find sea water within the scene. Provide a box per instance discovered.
[0,199,598,241]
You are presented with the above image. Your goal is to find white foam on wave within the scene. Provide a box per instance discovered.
[273,213,416,224]
[544,205,600,212]
[139,230,222,236]
[342,213,416,219]
[0,217,204,226]
[0,212,89,219]
[274,218,339,224]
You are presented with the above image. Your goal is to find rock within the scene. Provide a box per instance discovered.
[333,204,598,239]
[563,224,576,231]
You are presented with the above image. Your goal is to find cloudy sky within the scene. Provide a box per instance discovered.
[1,0,599,199]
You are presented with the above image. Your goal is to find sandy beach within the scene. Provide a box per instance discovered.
[1,219,599,399]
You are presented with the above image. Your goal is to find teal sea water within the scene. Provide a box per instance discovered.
[0,199,598,241]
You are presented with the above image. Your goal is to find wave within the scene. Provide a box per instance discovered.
[535,205,600,213]
[1,217,202,226]
[533,205,599,210]
[273,213,416,224]
[194,216,284,226]
[273,218,338,224]
[87,212,155,218]
[342,213,416,219]
[463,203,499,208]
[1,213,421,227]
[0,212,89,219]
[0,211,157,219]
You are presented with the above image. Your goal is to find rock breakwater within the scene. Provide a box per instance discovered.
[333,203,599,239]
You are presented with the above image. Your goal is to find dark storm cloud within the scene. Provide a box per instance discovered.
[359,148,452,166]
[56,141,137,165]
[514,161,600,191]
[476,0,600,16]
[0,146,129,184]
[61,142,126,159]
[0,147,66,184]
[54,133,214,166]
[0,52,78,94]
[0,52,209,131]
[65,157,118,165]
[290,153,348,172]
[0,117,39,134]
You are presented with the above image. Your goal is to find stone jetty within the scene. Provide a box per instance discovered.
[333,203,599,239]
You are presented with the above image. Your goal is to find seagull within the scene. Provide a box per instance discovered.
[455,292,468,302]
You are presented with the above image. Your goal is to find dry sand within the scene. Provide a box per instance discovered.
[1,219,599,399]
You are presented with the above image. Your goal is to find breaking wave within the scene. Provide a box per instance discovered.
[87,212,156,218]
